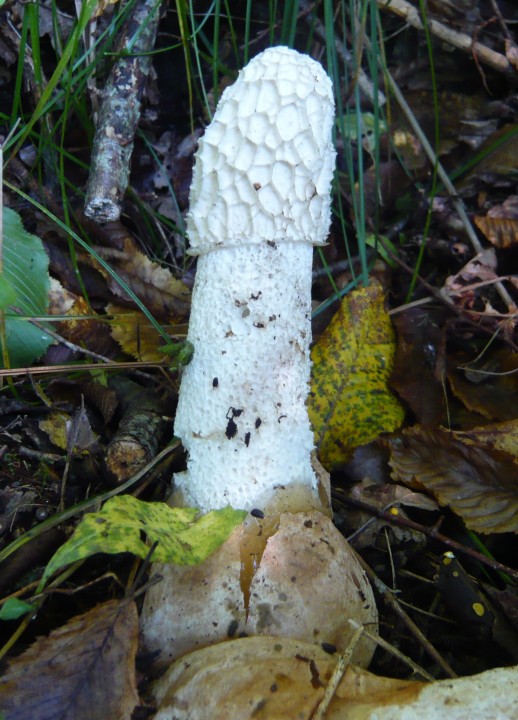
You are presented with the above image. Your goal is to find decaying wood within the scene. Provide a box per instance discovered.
[84,0,163,222]
[378,0,514,77]
[105,375,166,482]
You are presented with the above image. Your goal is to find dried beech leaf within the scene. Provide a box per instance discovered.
[448,348,518,421]
[455,419,518,459]
[474,215,518,248]
[93,0,120,18]
[48,278,115,357]
[444,248,497,297]
[108,304,165,361]
[0,600,139,720]
[389,427,518,534]
[309,280,404,468]
[105,238,190,319]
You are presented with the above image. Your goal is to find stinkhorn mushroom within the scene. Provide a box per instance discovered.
[142,46,377,668]
[172,45,334,514]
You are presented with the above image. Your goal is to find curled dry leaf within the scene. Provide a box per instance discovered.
[455,418,518,458]
[151,635,518,720]
[443,248,498,298]
[388,426,518,534]
[474,215,518,249]
[448,347,518,421]
[0,600,139,720]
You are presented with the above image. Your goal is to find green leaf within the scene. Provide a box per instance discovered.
[0,598,35,621]
[0,275,17,309]
[309,279,405,468]
[1,208,52,367]
[159,340,195,368]
[41,496,246,585]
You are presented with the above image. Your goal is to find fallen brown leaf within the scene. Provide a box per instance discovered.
[388,426,518,534]
[0,599,139,720]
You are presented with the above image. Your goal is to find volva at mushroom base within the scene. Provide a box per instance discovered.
[141,46,377,668]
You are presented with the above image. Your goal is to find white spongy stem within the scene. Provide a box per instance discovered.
[174,242,316,511]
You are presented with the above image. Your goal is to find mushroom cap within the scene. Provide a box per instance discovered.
[186,46,336,253]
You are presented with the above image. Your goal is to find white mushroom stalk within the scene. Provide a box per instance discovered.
[174,46,335,513]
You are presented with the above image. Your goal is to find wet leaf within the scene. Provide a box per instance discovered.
[456,419,518,458]
[391,307,447,426]
[474,194,518,248]
[0,600,139,720]
[388,426,518,534]
[0,598,35,621]
[42,497,246,584]
[474,215,518,248]
[448,348,518,421]
[1,208,52,367]
[309,280,405,468]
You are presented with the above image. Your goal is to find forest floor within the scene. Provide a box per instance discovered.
[0,1,518,717]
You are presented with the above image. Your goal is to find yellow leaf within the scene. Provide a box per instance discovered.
[39,411,69,450]
[309,280,404,468]
[108,304,166,362]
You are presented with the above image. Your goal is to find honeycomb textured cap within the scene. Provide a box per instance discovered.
[186,46,335,254]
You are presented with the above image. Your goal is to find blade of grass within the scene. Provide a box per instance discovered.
[405,0,440,302]
[7,0,100,160]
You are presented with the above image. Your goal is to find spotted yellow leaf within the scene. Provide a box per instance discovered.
[309,280,404,468]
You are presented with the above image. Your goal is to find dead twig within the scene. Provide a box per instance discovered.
[355,553,458,678]
[348,620,436,681]
[377,0,514,78]
[85,0,164,222]
[339,493,518,581]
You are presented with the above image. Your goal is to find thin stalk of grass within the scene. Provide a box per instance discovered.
[212,0,221,110]
[7,0,99,160]
[175,0,196,133]
[325,0,374,290]
[9,19,28,130]
[405,0,440,302]
[280,0,300,47]
[188,0,214,120]
[366,0,382,253]
[268,0,278,45]
[221,0,241,69]
[323,0,351,295]
[243,0,253,64]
